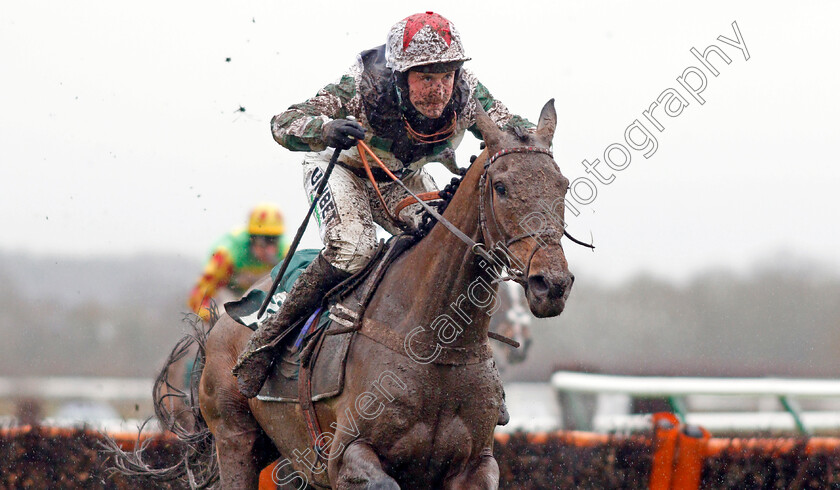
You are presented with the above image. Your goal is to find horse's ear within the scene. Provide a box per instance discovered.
[535,99,557,146]
[473,99,504,151]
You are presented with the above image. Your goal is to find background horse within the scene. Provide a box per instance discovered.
[110,100,573,489]
[489,281,533,372]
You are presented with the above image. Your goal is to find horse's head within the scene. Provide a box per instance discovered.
[495,319,533,365]
[474,99,574,317]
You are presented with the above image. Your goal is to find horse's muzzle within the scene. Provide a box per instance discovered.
[526,271,574,317]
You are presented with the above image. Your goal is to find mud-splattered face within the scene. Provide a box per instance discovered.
[474,99,576,318]
[406,70,456,119]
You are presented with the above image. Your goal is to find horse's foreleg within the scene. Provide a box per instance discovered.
[331,441,400,490]
[444,447,500,490]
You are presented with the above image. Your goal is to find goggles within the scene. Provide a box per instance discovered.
[251,235,279,246]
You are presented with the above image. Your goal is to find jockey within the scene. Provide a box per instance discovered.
[233,11,535,398]
[188,203,288,321]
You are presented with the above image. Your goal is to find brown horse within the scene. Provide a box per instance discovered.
[115,100,573,489]
[202,100,572,489]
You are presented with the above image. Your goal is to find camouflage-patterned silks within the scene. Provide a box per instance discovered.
[270,45,534,175]
[302,152,438,273]
[271,40,535,274]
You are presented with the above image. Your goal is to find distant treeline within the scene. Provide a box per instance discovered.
[0,253,197,377]
[1,252,838,380]
[507,263,840,381]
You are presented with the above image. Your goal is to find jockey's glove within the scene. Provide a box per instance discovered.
[322,119,366,150]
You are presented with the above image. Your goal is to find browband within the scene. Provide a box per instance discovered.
[486,146,553,167]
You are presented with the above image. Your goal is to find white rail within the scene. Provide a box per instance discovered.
[0,376,154,401]
[550,371,840,435]
[550,371,840,398]
[593,411,840,434]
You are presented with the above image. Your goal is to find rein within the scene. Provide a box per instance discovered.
[356,140,593,281]
[355,140,588,271]
[356,140,496,262]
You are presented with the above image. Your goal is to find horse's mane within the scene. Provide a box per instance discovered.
[414,165,468,237]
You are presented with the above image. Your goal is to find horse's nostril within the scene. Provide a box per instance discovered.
[528,275,549,296]
[569,273,575,285]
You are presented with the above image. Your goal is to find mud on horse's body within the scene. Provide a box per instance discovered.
[107,98,576,489]
[195,98,574,488]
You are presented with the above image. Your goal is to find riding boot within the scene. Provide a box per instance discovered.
[232,253,351,398]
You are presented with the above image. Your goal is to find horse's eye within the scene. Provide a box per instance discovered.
[494,182,507,196]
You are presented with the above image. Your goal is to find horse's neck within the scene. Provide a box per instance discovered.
[369,155,495,348]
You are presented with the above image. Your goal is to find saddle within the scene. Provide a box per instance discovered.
[226,234,420,404]
[228,232,517,458]
[255,308,354,403]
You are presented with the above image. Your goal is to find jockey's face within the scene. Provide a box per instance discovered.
[251,236,279,265]
[407,70,456,119]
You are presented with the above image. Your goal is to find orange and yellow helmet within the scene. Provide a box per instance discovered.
[247,203,285,236]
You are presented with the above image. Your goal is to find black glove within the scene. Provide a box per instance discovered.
[322,119,366,150]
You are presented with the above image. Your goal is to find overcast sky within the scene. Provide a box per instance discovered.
[2,1,838,284]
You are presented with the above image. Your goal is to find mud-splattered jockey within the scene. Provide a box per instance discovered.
[232,11,536,401]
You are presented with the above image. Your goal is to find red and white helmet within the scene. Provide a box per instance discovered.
[385,11,471,73]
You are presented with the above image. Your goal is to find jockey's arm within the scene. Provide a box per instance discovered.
[187,249,235,321]
[270,73,357,152]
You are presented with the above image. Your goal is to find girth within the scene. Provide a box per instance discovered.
[357,317,494,366]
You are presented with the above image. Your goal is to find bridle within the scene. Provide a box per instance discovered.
[355,141,591,285]
[478,146,563,286]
